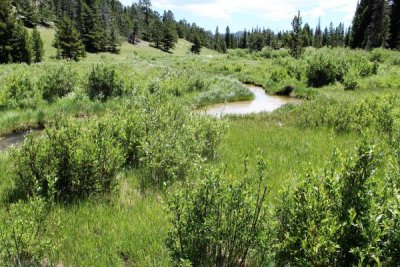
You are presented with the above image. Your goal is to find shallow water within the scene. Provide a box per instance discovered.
[199,85,301,117]
[0,129,42,152]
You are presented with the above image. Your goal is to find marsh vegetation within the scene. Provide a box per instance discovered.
[1,0,400,266]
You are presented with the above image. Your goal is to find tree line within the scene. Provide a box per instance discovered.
[0,0,44,64]
[2,0,399,63]
[352,0,399,49]
[1,0,214,62]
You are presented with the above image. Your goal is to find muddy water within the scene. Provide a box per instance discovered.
[0,129,42,152]
[199,85,301,117]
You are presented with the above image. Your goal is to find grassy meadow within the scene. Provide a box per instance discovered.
[1,27,400,266]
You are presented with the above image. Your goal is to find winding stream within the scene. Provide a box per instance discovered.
[0,85,301,151]
[199,84,301,117]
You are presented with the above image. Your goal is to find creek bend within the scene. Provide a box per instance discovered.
[198,84,301,117]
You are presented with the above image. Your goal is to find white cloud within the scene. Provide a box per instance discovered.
[152,0,358,25]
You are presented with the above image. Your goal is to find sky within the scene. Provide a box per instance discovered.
[119,0,359,33]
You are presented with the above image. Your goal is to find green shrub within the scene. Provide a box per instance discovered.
[135,98,225,186]
[87,65,123,101]
[12,120,123,202]
[306,52,343,87]
[258,47,290,59]
[343,69,358,90]
[305,49,376,88]
[0,74,38,110]
[294,94,399,135]
[39,65,77,102]
[0,197,61,266]
[274,142,380,266]
[167,160,269,266]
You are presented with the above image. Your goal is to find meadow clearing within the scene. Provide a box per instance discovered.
[1,27,400,266]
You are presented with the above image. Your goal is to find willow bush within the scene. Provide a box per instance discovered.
[12,119,124,202]
[167,159,269,267]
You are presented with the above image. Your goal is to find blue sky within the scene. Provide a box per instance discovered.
[119,0,358,33]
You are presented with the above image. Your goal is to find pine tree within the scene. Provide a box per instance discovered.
[322,27,329,46]
[351,0,374,48]
[302,23,312,47]
[53,16,86,61]
[31,27,44,63]
[225,26,231,49]
[142,0,151,25]
[191,34,201,54]
[15,0,39,27]
[314,18,323,48]
[11,21,32,64]
[81,2,108,52]
[240,30,248,48]
[0,0,16,63]
[389,0,400,49]
[38,0,54,25]
[108,26,120,54]
[345,27,352,47]
[161,11,178,52]
[150,17,163,48]
[289,11,304,59]
[367,0,391,48]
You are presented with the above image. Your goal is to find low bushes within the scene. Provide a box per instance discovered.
[0,197,61,266]
[11,95,225,201]
[87,65,123,101]
[273,139,400,266]
[305,49,377,88]
[39,65,77,102]
[112,96,225,186]
[167,160,269,266]
[0,74,39,110]
[294,94,399,135]
[13,120,123,202]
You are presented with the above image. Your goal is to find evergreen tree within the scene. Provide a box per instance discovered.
[345,27,352,47]
[336,23,345,47]
[191,33,201,54]
[0,0,16,63]
[351,0,374,48]
[239,30,248,48]
[314,18,323,48]
[389,0,400,49]
[225,26,231,49]
[367,0,391,48]
[15,0,39,27]
[11,21,32,64]
[150,17,163,48]
[142,0,151,25]
[53,16,86,61]
[322,27,329,46]
[161,10,178,52]
[302,23,312,47]
[81,1,108,52]
[31,27,44,62]
[38,0,54,25]
[248,31,264,52]
[108,25,120,54]
[214,26,220,50]
[289,11,304,59]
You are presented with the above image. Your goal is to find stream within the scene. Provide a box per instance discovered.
[0,129,42,152]
[198,84,301,117]
[0,85,301,151]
